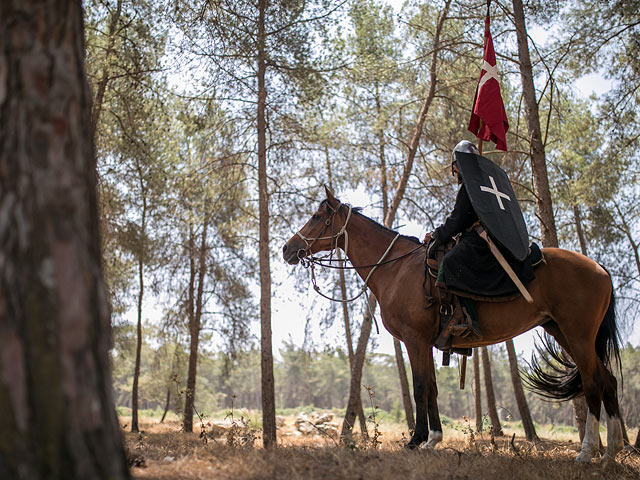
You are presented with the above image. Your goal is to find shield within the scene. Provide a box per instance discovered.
[454,151,529,261]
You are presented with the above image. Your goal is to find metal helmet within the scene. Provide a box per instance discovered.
[451,140,480,175]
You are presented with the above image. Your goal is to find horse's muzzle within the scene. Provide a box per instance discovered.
[282,241,305,265]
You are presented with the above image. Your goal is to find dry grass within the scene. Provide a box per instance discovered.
[124,416,640,480]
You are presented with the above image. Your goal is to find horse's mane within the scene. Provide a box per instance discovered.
[330,200,421,245]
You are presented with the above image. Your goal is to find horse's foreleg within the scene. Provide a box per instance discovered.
[425,349,443,447]
[405,341,430,449]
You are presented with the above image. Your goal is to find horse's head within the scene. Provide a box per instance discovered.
[282,185,347,265]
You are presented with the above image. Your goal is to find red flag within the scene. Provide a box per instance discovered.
[468,17,509,151]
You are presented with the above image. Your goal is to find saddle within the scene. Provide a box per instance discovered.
[423,234,476,365]
[423,232,546,366]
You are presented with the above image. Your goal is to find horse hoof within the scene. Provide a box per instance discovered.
[425,430,443,448]
[575,452,592,464]
[600,454,617,469]
[405,439,427,450]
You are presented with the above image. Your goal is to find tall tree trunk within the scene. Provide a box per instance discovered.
[505,340,538,441]
[257,0,276,449]
[182,222,208,433]
[570,203,590,441]
[91,0,123,132]
[325,146,368,437]
[473,349,483,431]
[340,0,451,442]
[512,0,593,439]
[573,204,588,256]
[160,387,171,424]
[512,0,558,249]
[131,180,147,433]
[340,295,375,441]
[0,1,130,477]
[481,347,503,436]
[393,340,416,430]
[376,81,415,432]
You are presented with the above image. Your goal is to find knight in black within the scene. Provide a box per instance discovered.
[427,140,537,300]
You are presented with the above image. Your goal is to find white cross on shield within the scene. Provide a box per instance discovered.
[480,176,511,210]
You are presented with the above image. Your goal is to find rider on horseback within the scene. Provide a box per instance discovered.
[426,140,539,342]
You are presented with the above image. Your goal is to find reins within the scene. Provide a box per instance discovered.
[307,244,424,270]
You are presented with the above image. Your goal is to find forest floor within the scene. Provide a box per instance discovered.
[123,415,640,479]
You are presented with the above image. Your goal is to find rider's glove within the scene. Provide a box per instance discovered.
[426,232,440,259]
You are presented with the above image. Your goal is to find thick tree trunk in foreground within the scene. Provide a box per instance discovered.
[505,340,538,441]
[257,0,276,449]
[0,1,130,478]
[473,349,483,432]
[481,347,503,436]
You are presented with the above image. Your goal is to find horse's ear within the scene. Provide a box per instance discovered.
[324,184,336,202]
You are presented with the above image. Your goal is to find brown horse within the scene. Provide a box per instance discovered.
[282,187,624,466]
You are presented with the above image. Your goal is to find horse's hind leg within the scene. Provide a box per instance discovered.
[425,349,442,447]
[601,369,623,467]
[545,319,604,463]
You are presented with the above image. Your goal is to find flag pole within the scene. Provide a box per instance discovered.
[478,1,491,155]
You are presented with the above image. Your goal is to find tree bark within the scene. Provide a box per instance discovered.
[340,0,451,443]
[91,0,123,132]
[383,0,451,228]
[160,387,171,424]
[512,0,558,248]
[511,0,594,439]
[570,203,590,441]
[257,0,276,449]
[505,340,538,441]
[340,295,375,441]
[393,340,415,430]
[325,147,368,437]
[481,347,503,436]
[573,204,588,256]
[473,349,483,432]
[0,1,130,477]
[375,88,415,431]
[182,222,208,433]
[131,175,147,433]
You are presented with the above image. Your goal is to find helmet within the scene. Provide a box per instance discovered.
[451,140,479,175]
[452,140,479,160]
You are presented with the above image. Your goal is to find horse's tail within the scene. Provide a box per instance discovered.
[524,267,620,401]
[595,268,622,372]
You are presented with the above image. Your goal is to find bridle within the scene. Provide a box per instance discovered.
[294,200,425,334]
[295,201,413,304]
[295,201,353,261]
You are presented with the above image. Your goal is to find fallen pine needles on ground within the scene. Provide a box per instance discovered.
[125,421,640,480]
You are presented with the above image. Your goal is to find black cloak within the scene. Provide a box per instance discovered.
[434,184,537,298]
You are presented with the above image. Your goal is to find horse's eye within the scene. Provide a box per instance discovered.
[312,214,320,220]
